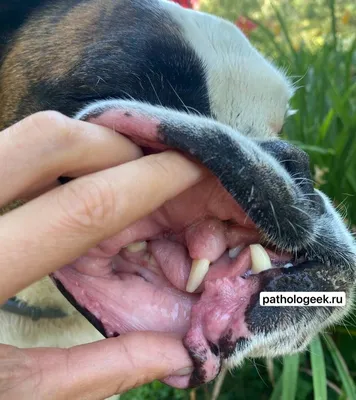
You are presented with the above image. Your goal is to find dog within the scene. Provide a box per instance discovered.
[0,0,355,390]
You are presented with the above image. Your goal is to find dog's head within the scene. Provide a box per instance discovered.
[1,0,355,388]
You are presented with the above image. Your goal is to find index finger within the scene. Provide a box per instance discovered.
[0,111,143,206]
[0,151,205,302]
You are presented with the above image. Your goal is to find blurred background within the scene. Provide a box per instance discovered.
[123,1,356,398]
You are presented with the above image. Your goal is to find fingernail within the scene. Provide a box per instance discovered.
[174,366,194,376]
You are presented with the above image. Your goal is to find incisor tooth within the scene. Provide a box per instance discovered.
[125,241,147,253]
[250,244,272,274]
[186,259,210,293]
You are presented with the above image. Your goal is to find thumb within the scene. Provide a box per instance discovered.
[0,332,192,400]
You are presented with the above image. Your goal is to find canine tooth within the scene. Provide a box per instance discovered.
[229,246,243,259]
[250,244,272,274]
[125,241,147,253]
[284,263,293,269]
[186,259,210,293]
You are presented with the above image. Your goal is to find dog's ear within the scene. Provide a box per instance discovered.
[0,0,55,53]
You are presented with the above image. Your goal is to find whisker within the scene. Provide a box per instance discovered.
[146,73,162,106]
[269,201,281,240]
[290,205,310,218]
[167,80,191,114]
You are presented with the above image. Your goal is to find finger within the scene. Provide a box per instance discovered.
[0,332,192,400]
[22,180,61,201]
[0,151,206,302]
[0,111,142,207]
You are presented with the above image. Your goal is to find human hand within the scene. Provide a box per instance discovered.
[0,111,204,399]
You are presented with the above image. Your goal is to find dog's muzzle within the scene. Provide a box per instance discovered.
[45,99,355,388]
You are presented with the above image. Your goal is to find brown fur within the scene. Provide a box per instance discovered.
[0,0,120,129]
[0,0,119,215]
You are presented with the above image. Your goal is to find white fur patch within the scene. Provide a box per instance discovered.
[161,0,294,137]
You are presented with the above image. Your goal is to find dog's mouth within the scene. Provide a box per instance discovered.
[51,101,319,388]
[53,182,297,387]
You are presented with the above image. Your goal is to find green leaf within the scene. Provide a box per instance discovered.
[346,173,356,195]
[282,353,301,400]
[270,375,283,400]
[288,141,335,155]
[317,109,335,144]
[270,4,298,62]
[310,336,327,400]
[324,335,356,400]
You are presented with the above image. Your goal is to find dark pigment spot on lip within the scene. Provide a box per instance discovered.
[208,340,219,357]
[218,329,239,358]
[185,346,208,388]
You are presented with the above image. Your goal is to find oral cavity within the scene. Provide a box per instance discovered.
[121,232,293,302]
[70,213,294,301]
[55,215,295,342]
[53,218,295,390]
[183,243,280,294]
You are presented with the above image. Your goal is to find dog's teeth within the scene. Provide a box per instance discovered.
[250,244,272,274]
[228,246,243,259]
[186,259,210,293]
[143,253,158,266]
[149,254,158,266]
[125,241,147,253]
[284,262,293,269]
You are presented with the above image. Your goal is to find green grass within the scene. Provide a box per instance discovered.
[252,8,356,225]
[310,337,328,400]
[123,2,356,399]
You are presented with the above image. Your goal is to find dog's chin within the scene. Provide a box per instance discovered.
[51,108,302,389]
